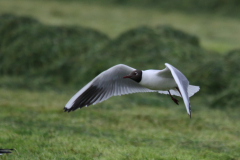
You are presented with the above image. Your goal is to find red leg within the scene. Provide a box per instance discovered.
[176,87,182,97]
[168,90,179,105]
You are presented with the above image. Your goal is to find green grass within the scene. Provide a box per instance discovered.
[1,1,240,159]
[0,0,240,53]
[1,88,240,159]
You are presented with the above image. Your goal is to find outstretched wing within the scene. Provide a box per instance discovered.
[64,64,155,112]
[164,63,192,117]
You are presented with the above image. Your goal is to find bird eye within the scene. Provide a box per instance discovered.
[135,72,138,75]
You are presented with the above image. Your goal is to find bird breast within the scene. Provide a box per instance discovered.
[139,70,177,90]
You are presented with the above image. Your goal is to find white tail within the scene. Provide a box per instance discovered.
[187,85,200,97]
[158,85,200,97]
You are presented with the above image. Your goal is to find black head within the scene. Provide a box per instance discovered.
[123,70,142,83]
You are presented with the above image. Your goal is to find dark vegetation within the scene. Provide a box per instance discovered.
[63,0,240,16]
[0,14,109,89]
[0,14,240,107]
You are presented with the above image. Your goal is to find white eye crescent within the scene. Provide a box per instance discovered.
[135,72,138,75]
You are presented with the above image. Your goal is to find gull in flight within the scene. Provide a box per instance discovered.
[64,63,200,118]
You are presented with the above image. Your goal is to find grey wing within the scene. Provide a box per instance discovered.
[164,63,191,117]
[64,64,155,112]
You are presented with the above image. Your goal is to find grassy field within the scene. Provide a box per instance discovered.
[0,0,240,53]
[1,89,240,159]
[1,0,240,159]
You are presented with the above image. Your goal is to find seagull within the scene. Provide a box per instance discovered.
[64,63,200,117]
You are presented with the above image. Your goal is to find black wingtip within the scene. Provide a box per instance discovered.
[63,107,72,113]
[63,106,80,113]
[189,103,191,119]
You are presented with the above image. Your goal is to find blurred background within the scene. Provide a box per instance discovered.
[0,0,240,159]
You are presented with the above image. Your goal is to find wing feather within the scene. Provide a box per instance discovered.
[165,63,191,117]
[64,64,155,112]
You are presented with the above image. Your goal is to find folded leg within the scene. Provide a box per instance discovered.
[168,90,179,105]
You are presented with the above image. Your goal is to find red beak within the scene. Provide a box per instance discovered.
[123,75,131,79]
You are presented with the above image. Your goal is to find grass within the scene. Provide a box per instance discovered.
[1,88,240,159]
[0,0,240,53]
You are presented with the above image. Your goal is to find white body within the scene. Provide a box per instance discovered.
[140,70,177,90]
